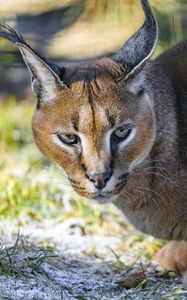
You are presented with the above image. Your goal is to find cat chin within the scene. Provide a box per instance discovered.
[88,194,118,204]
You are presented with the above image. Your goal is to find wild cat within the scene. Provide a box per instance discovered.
[1,0,187,280]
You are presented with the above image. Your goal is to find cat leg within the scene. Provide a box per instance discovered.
[156,241,187,275]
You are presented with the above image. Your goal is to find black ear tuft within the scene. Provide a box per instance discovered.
[113,0,158,79]
[0,24,61,78]
[0,24,26,44]
[0,24,68,102]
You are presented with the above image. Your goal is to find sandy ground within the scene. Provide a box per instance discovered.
[0,218,186,300]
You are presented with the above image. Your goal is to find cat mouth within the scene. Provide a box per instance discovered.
[90,176,128,203]
[89,184,126,203]
[69,173,128,203]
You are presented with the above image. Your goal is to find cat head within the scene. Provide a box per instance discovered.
[0,0,157,203]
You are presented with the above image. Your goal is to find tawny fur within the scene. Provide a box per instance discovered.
[1,1,187,279]
[156,242,187,275]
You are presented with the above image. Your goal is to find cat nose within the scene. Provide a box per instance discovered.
[86,170,112,189]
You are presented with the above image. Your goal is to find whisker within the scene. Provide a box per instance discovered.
[135,185,162,200]
[134,186,161,210]
[144,171,178,184]
[142,165,168,172]
[120,188,138,204]
[120,189,137,212]
[130,158,167,172]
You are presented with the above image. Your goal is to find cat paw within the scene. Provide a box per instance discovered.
[156,241,187,275]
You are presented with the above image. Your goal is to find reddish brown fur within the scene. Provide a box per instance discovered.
[2,0,187,279]
[156,242,187,275]
[32,53,187,276]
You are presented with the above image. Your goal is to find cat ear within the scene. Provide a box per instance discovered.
[0,25,67,103]
[113,0,158,79]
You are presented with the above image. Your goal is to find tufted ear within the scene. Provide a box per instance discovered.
[113,0,158,80]
[0,25,67,103]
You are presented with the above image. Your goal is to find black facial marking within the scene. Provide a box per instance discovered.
[105,109,117,127]
[137,87,145,97]
[71,112,80,131]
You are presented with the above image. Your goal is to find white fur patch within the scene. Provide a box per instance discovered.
[78,133,92,159]
[103,124,136,153]
[52,134,74,154]
[118,127,137,150]
[17,44,65,102]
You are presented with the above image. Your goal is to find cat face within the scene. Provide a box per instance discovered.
[0,0,157,203]
[32,59,156,203]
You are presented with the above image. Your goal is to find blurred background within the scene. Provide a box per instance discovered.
[1,2,187,297]
[0,0,186,98]
[0,0,186,248]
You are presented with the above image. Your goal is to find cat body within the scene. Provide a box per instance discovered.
[117,43,187,240]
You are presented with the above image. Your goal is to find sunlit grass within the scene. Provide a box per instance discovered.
[0,99,64,216]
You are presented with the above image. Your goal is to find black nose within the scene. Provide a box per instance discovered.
[86,170,112,189]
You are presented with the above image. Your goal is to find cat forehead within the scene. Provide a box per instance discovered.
[62,58,126,87]
[36,58,139,131]
[39,92,135,136]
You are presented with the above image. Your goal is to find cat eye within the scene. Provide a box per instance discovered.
[113,125,132,141]
[57,133,79,145]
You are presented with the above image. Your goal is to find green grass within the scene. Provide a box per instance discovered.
[0,99,65,216]
[0,230,57,278]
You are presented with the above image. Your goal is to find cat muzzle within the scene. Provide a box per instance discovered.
[86,169,113,189]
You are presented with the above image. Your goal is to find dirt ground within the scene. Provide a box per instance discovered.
[0,218,186,300]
